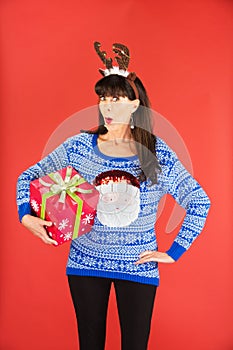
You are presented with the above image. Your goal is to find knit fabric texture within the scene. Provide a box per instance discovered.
[17,133,211,286]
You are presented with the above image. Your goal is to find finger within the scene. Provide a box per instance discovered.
[37,229,58,245]
[135,256,156,265]
[37,222,57,244]
[135,259,151,265]
[40,219,53,227]
[139,250,153,258]
[135,259,143,265]
[41,234,58,245]
[46,239,58,246]
[135,255,175,265]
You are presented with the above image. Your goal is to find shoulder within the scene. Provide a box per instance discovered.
[155,136,177,166]
[64,132,95,148]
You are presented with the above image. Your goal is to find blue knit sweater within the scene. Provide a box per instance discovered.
[17,133,210,286]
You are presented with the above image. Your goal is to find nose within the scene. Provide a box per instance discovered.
[105,102,112,112]
[101,104,111,114]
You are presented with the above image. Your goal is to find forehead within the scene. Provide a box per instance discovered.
[98,89,128,97]
[96,81,129,97]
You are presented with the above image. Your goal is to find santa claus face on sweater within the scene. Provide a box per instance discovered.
[94,171,140,227]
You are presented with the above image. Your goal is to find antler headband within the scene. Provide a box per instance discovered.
[94,41,139,99]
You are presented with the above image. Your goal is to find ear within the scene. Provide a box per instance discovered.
[131,99,140,113]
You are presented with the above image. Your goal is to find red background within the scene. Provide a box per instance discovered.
[1,1,232,349]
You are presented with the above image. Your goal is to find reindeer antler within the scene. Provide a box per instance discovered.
[94,41,113,70]
[112,43,130,70]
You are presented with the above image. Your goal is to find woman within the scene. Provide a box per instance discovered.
[17,42,211,350]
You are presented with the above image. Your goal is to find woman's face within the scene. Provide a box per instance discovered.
[99,95,139,131]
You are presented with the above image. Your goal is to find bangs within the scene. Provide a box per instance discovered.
[95,74,135,99]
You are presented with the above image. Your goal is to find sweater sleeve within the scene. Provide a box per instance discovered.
[158,139,211,261]
[16,138,73,222]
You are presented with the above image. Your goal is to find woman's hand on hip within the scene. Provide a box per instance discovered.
[135,250,175,264]
[21,214,58,246]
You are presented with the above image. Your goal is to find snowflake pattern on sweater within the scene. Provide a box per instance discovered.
[17,133,210,286]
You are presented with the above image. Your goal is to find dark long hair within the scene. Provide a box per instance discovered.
[85,74,161,184]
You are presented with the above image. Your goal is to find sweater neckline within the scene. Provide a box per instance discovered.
[92,134,138,162]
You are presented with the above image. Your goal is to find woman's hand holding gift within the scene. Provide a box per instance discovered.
[22,215,58,245]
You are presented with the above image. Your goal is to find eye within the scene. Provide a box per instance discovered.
[99,96,105,101]
[112,96,119,102]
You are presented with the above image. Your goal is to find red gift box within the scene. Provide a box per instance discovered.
[30,166,99,246]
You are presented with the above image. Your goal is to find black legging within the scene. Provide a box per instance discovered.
[68,275,157,350]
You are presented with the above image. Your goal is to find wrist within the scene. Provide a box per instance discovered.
[21,214,31,225]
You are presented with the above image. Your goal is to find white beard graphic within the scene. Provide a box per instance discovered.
[96,180,140,227]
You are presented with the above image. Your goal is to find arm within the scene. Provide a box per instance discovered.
[164,148,211,261]
[16,137,73,244]
[135,139,211,264]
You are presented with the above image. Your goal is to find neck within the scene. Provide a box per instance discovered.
[104,125,132,141]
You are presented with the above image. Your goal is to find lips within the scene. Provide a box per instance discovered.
[105,117,113,124]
